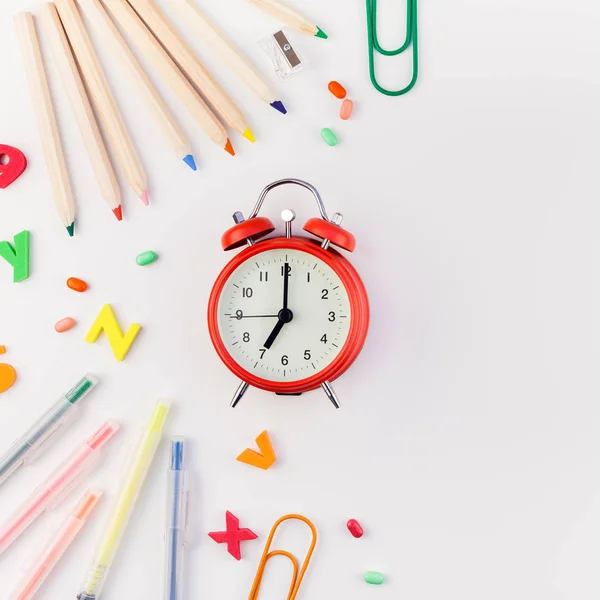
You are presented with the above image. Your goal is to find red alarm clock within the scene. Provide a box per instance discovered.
[208,179,369,408]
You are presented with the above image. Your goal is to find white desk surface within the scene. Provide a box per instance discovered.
[1,0,599,598]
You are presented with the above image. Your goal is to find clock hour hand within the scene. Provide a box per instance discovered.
[263,319,285,349]
[263,307,294,349]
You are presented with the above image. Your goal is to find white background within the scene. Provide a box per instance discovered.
[0,0,599,598]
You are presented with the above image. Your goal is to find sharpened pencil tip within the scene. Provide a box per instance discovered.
[270,100,287,114]
[66,222,75,237]
[183,154,197,171]
[242,128,256,143]
[224,139,236,156]
[112,206,123,221]
[140,190,149,206]
[315,26,328,39]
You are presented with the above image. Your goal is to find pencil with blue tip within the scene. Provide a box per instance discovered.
[126,0,256,143]
[245,0,328,39]
[103,0,235,156]
[85,0,198,171]
[15,12,77,237]
[169,0,287,115]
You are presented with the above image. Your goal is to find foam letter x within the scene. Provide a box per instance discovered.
[208,511,258,560]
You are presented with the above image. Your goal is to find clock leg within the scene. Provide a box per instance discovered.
[231,381,250,407]
[321,381,341,409]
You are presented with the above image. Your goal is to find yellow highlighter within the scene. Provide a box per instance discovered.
[77,400,170,600]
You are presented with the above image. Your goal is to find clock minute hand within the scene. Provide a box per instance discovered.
[283,262,289,309]
[264,263,292,349]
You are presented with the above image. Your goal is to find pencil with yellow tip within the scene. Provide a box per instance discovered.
[245,0,328,39]
[77,400,170,600]
[126,0,256,143]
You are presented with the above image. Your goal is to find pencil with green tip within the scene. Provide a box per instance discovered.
[245,0,328,39]
[14,12,77,237]
[76,400,170,600]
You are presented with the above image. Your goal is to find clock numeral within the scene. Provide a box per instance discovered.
[320,334,328,344]
[243,332,250,343]
[281,355,289,365]
[235,310,243,320]
[259,272,268,282]
[242,287,253,298]
[281,264,292,276]
[304,350,311,360]
[259,348,266,359]
[328,311,336,322]
[321,289,329,300]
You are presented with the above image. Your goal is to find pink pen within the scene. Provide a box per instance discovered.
[10,488,102,600]
[0,421,118,556]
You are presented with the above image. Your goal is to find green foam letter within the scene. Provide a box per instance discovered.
[0,230,30,282]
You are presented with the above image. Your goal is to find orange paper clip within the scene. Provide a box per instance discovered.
[248,514,317,600]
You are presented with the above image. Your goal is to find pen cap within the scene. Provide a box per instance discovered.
[48,421,119,509]
[0,374,99,486]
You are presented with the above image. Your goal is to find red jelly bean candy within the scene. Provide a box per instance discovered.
[328,80,347,99]
[347,519,364,538]
[66,277,88,292]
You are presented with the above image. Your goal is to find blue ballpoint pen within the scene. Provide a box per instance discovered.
[165,437,188,600]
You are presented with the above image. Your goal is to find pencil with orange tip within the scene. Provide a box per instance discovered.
[84,0,198,171]
[126,0,255,143]
[245,0,327,39]
[40,3,123,221]
[14,12,76,236]
[102,0,234,155]
[55,0,149,206]
[168,0,286,115]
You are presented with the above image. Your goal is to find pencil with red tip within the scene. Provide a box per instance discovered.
[245,0,327,39]
[169,0,287,115]
[41,4,123,223]
[56,0,149,206]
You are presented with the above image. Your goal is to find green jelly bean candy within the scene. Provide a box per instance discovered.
[320,127,338,146]
[364,571,384,585]
[136,251,158,266]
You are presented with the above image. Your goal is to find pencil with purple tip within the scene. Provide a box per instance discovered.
[169,0,287,115]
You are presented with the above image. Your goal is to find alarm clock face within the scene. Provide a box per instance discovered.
[216,247,352,383]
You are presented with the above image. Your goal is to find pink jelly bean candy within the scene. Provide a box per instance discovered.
[340,99,354,120]
[55,317,76,333]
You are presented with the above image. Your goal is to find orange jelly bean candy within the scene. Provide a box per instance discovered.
[328,80,347,99]
[66,277,88,292]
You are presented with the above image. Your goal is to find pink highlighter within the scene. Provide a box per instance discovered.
[10,488,102,600]
[0,420,118,556]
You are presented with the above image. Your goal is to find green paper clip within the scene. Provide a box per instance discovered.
[366,0,418,96]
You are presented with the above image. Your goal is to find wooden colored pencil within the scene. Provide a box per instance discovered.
[14,12,76,236]
[168,0,286,115]
[55,0,149,205]
[102,0,233,155]
[40,3,123,221]
[83,0,198,170]
[126,0,255,142]
[244,0,327,39]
